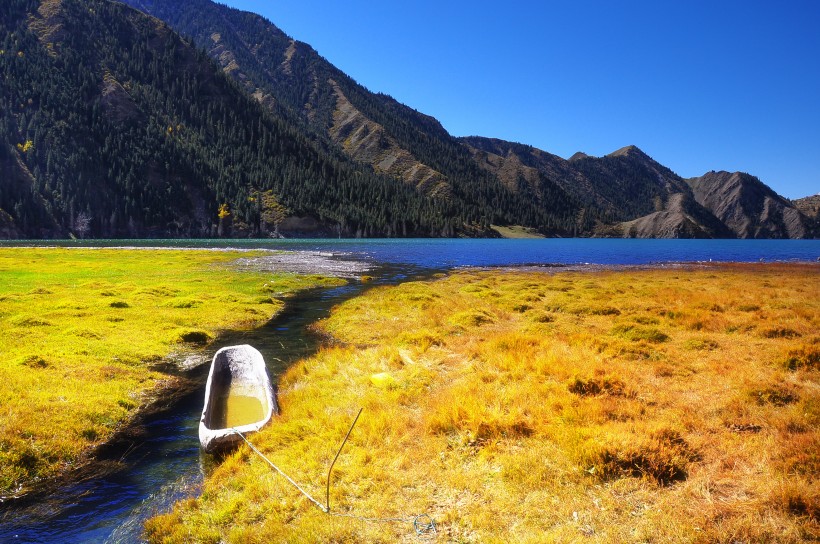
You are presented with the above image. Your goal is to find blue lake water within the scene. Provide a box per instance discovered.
[4,238,819,267]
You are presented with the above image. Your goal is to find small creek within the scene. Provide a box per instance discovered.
[0,263,429,543]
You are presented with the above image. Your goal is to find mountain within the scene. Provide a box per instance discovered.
[0,0,495,238]
[461,138,739,238]
[1,0,814,239]
[619,192,735,238]
[687,171,813,239]
[120,0,566,235]
[569,145,696,221]
[459,137,601,233]
[792,194,820,222]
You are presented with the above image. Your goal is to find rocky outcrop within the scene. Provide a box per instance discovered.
[100,73,141,123]
[620,193,734,238]
[329,82,451,198]
[688,172,811,239]
[793,194,820,220]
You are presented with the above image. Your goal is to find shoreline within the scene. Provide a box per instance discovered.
[0,371,201,509]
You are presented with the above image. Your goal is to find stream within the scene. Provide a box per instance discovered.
[0,262,427,544]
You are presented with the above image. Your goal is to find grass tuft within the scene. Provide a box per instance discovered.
[176,329,213,345]
[763,327,801,339]
[611,323,669,343]
[10,314,52,326]
[588,429,695,485]
[18,355,49,369]
[785,344,820,370]
[163,298,202,308]
[683,338,720,351]
[568,375,628,397]
[751,386,799,406]
[448,309,495,328]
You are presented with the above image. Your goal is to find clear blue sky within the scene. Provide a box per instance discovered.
[221,0,819,199]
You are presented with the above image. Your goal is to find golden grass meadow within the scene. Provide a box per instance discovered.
[0,248,342,497]
[144,263,818,543]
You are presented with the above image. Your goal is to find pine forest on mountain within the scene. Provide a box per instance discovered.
[0,0,816,239]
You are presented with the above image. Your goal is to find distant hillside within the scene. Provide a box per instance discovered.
[793,194,820,221]
[687,171,813,239]
[459,137,599,233]
[0,0,490,238]
[1,0,814,239]
[121,0,565,235]
[569,145,695,221]
[619,193,735,239]
[461,138,816,239]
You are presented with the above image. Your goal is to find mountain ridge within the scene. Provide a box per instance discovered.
[0,0,815,239]
[1,0,471,238]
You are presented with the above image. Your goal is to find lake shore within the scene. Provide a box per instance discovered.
[145,263,819,543]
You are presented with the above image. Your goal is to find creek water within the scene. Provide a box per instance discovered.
[0,263,426,544]
[0,239,817,542]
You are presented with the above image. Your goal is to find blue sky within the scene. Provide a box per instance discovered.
[221,0,819,199]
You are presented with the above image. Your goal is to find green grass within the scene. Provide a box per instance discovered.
[0,248,343,496]
[489,224,546,238]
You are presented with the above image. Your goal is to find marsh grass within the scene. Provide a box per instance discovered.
[145,264,819,542]
[0,248,342,496]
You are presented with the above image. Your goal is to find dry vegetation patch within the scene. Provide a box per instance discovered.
[146,264,819,542]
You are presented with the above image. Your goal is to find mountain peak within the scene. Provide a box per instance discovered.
[568,151,590,161]
[607,145,647,159]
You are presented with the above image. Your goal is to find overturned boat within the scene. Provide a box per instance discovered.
[199,344,277,453]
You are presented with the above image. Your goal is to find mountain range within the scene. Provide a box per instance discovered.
[0,0,816,239]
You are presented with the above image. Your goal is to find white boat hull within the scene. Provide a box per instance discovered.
[198,344,277,453]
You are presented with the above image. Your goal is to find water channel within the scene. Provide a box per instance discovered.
[0,260,428,544]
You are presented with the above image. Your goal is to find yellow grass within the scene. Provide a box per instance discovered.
[145,264,819,542]
[0,248,343,497]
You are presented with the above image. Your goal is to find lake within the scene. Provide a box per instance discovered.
[4,238,819,268]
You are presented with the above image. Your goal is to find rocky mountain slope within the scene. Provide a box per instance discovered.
[793,194,820,221]
[462,137,814,238]
[688,171,814,239]
[619,192,735,238]
[120,0,566,235]
[1,0,815,238]
[0,0,487,238]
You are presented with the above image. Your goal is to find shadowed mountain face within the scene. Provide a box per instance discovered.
[121,0,563,235]
[1,0,814,239]
[0,0,494,238]
[687,171,813,239]
[619,193,736,239]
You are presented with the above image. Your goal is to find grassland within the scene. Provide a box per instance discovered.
[490,225,546,239]
[0,248,343,498]
[144,263,819,543]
